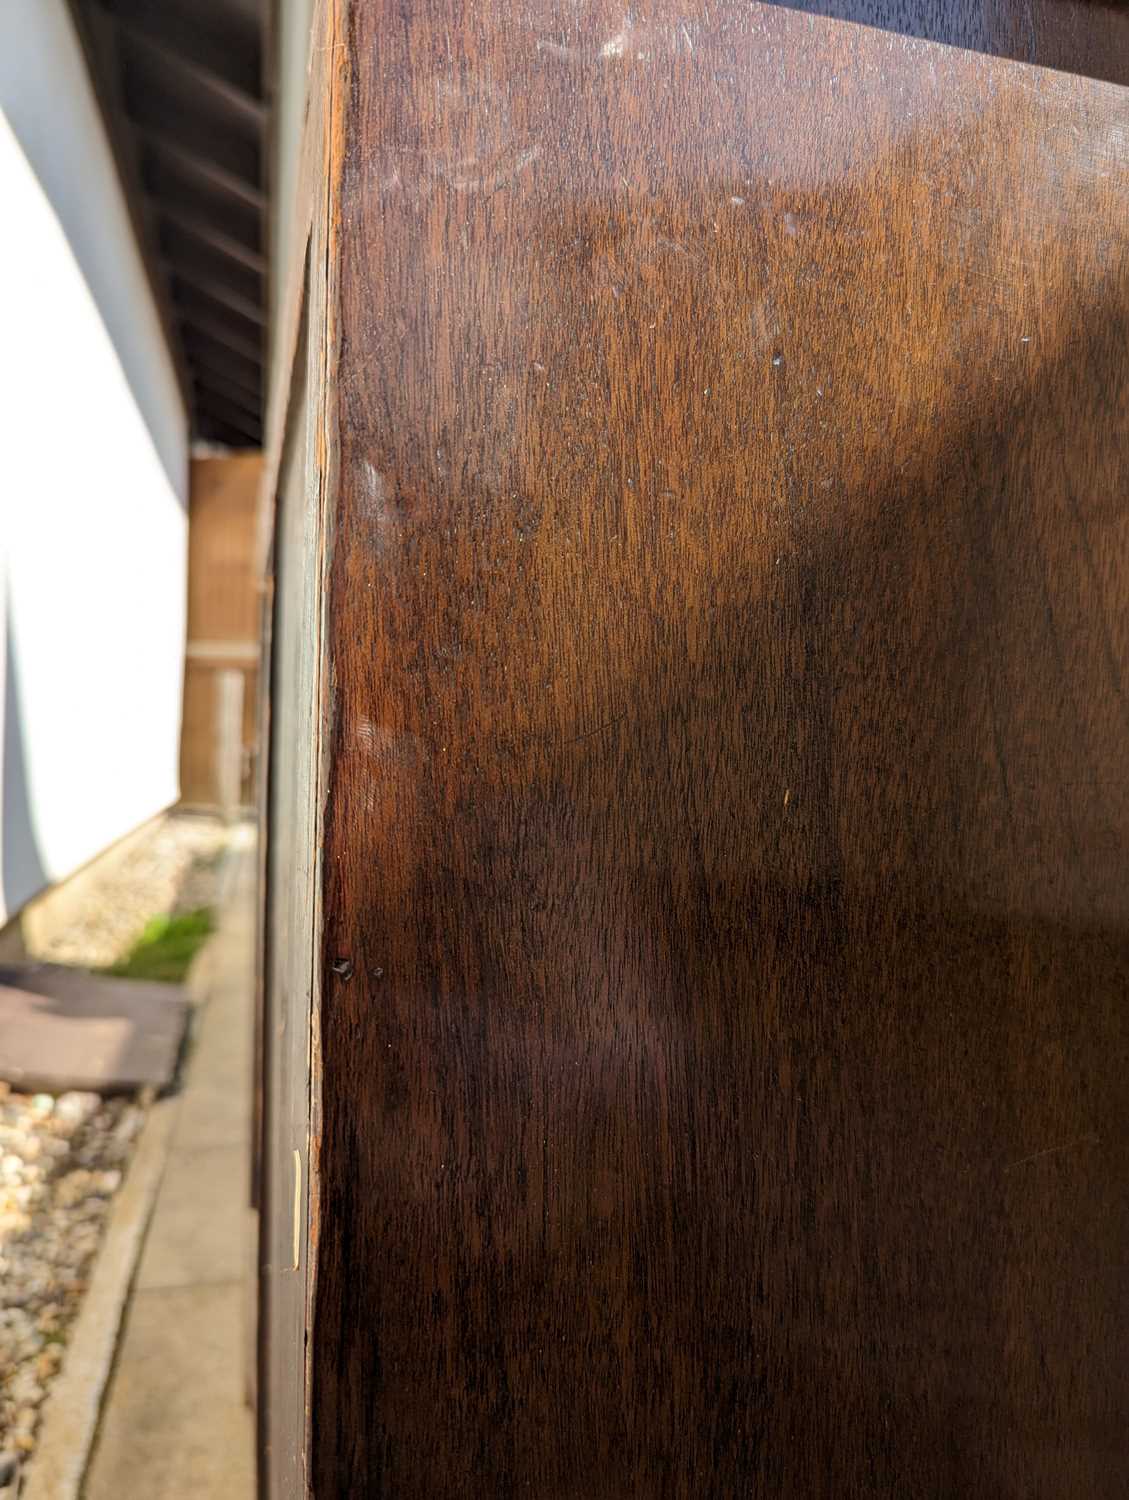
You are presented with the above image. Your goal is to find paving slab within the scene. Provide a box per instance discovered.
[0,963,187,1093]
[135,1143,248,1292]
[172,982,252,1150]
[82,1282,254,1500]
[73,831,257,1500]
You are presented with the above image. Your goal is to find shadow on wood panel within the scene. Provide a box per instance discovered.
[312,59,1129,1497]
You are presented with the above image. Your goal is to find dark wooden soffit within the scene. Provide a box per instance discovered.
[760,0,1129,87]
[69,0,268,447]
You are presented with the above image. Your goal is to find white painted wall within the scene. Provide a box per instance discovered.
[0,0,189,922]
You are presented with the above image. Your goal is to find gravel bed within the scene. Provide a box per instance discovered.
[27,813,228,970]
[0,812,230,1488]
[0,1088,144,1485]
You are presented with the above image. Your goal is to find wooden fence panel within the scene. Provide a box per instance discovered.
[180,452,263,809]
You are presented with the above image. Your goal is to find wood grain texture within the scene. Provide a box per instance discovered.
[300,2,1129,1494]
[186,453,263,643]
[178,661,258,806]
[180,453,262,806]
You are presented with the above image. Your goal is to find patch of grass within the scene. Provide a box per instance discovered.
[105,908,214,984]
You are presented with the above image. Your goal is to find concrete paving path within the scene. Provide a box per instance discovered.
[85,837,256,1499]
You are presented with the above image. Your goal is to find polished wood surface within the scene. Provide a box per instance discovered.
[283,2,1129,1493]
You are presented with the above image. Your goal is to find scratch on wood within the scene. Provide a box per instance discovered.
[1004,1133,1099,1171]
[567,712,627,746]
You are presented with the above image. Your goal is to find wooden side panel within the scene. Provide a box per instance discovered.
[310,2,1128,1495]
[180,452,263,806]
[260,321,317,1500]
[179,662,259,806]
[185,453,264,644]
[258,5,345,1491]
